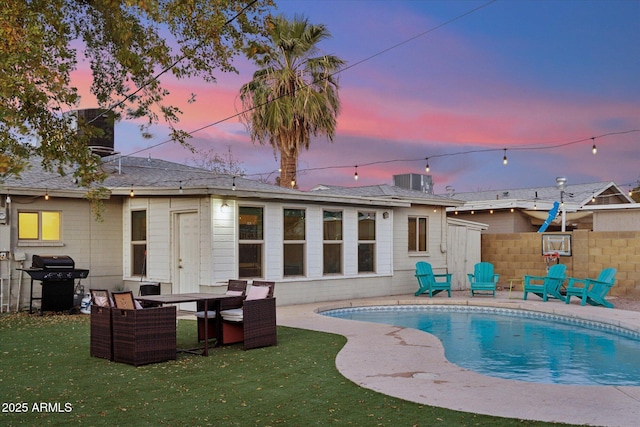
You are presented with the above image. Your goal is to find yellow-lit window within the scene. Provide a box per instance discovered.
[18,211,61,241]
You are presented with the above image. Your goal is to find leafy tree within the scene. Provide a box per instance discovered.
[239,14,345,188]
[0,0,272,193]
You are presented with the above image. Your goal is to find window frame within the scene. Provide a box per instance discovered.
[130,209,147,277]
[17,210,62,243]
[322,210,343,275]
[357,211,376,273]
[408,216,429,254]
[283,208,306,277]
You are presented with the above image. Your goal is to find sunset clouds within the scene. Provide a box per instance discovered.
[72,0,639,193]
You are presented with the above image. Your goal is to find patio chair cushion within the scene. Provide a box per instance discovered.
[220,308,243,322]
[246,285,269,301]
[194,310,217,318]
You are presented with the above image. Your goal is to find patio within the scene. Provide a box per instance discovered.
[274,291,640,426]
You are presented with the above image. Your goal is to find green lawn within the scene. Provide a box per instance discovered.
[0,313,572,426]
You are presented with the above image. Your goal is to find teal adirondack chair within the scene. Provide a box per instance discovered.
[565,268,616,308]
[523,264,567,302]
[467,262,499,297]
[414,262,452,297]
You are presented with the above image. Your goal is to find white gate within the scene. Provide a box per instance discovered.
[447,219,488,291]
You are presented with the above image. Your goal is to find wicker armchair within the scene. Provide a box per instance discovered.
[221,281,277,350]
[111,305,177,366]
[89,289,113,361]
[195,280,247,341]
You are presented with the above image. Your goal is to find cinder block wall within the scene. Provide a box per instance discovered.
[481,231,640,298]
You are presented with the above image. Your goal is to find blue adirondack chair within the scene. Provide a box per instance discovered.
[565,268,616,308]
[414,261,452,297]
[467,262,499,297]
[523,264,567,302]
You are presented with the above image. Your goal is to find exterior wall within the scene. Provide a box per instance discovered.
[4,197,123,311]
[123,196,211,294]
[209,198,396,305]
[594,209,640,231]
[392,205,449,295]
[453,211,536,234]
[481,231,640,299]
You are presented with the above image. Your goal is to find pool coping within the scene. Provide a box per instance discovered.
[275,292,640,426]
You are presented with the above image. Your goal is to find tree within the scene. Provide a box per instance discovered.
[189,146,245,175]
[0,0,272,193]
[239,14,345,188]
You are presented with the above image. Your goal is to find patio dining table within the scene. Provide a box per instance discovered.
[135,293,242,356]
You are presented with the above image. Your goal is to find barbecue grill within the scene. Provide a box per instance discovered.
[24,255,89,314]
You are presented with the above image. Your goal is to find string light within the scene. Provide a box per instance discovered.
[129,185,134,197]
[592,137,597,155]
[232,176,236,191]
[44,190,49,201]
[425,158,430,173]
[354,165,359,181]
[179,181,183,194]
[592,193,596,203]
[502,148,508,165]
[290,177,296,188]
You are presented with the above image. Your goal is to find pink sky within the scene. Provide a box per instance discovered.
[70,0,640,194]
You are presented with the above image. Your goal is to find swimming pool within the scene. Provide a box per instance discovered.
[323,305,640,386]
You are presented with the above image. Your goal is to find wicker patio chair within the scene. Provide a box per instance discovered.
[220,281,277,350]
[195,279,247,341]
[89,289,113,360]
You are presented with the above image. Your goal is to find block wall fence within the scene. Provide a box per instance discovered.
[481,230,640,298]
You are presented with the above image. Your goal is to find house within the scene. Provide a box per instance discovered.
[445,181,636,233]
[0,155,465,310]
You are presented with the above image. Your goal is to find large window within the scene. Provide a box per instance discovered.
[323,210,343,274]
[358,211,376,273]
[18,211,61,241]
[283,208,305,276]
[239,206,263,278]
[131,210,147,276]
[408,216,428,253]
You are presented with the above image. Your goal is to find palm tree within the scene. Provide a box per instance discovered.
[239,14,345,188]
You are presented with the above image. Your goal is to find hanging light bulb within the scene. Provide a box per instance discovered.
[290,177,296,188]
[232,177,236,191]
[425,158,430,173]
[179,181,183,194]
[129,185,134,197]
[591,193,596,203]
[44,190,50,201]
[592,137,597,155]
[502,148,508,165]
[354,165,358,181]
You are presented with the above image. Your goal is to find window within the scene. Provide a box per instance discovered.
[283,208,305,276]
[323,210,342,274]
[18,211,61,241]
[131,210,147,276]
[358,211,376,273]
[408,216,428,253]
[239,206,263,278]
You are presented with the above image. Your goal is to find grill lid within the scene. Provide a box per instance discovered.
[32,255,75,270]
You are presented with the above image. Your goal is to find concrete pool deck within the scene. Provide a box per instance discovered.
[275,291,640,426]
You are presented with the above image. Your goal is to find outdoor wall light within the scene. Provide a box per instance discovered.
[221,201,230,213]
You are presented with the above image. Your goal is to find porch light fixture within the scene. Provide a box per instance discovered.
[221,201,230,212]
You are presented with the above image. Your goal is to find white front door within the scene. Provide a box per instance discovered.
[176,212,199,311]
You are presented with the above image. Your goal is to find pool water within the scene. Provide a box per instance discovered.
[323,306,640,386]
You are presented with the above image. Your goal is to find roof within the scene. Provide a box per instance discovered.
[310,184,464,207]
[0,156,412,208]
[447,181,634,212]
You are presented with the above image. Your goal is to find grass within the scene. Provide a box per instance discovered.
[0,313,573,426]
